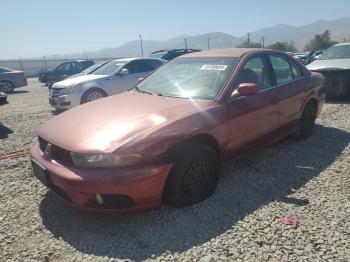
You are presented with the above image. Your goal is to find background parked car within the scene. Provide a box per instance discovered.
[0,91,7,105]
[0,83,8,105]
[49,57,166,110]
[293,53,311,65]
[0,67,27,93]
[67,61,110,79]
[38,60,95,87]
[150,48,201,61]
[307,42,350,97]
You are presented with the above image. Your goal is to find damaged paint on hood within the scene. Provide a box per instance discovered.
[37,91,214,154]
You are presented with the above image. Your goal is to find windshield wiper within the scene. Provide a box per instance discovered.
[134,86,160,96]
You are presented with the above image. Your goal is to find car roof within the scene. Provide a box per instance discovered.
[0,67,14,71]
[183,48,265,58]
[333,42,350,46]
[112,57,167,63]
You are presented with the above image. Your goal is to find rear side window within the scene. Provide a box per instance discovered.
[269,55,293,85]
[290,60,303,79]
[149,60,163,69]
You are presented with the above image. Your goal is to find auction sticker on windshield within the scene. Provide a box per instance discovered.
[200,64,228,71]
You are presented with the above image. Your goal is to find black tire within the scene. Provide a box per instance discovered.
[293,101,317,140]
[80,88,107,104]
[164,143,220,208]
[0,81,15,93]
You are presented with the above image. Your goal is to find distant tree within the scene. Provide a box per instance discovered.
[304,30,338,51]
[267,41,297,52]
[237,41,262,48]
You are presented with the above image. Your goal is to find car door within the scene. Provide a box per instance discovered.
[268,54,306,126]
[225,54,280,153]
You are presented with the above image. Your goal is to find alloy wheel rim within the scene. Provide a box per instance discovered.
[87,91,103,102]
[2,82,12,93]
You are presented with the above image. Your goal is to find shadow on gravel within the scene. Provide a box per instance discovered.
[39,124,350,261]
[51,109,64,116]
[11,90,29,94]
[0,124,13,139]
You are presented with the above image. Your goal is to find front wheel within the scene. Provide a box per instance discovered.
[80,88,107,104]
[0,81,15,93]
[293,101,317,140]
[164,144,220,207]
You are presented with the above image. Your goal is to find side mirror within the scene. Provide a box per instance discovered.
[137,77,145,83]
[119,68,129,75]
[231,83,258,98]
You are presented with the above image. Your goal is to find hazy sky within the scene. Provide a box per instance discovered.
[1,0,349,59]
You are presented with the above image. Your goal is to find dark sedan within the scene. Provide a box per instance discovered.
[0,67,27,93]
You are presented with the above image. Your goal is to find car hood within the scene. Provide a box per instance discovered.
[307,58,350,71]
[52,74,107,87]
[38,92,213,153]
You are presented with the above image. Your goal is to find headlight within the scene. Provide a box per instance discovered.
[60,86,74,95]
[70,152,142,167]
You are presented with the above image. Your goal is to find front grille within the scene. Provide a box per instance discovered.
[38,136,74,166]
[38,137,48,152]
[52,146,74,166]
[50,88,62,98]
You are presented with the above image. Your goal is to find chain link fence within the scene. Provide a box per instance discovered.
[0,57,121,77]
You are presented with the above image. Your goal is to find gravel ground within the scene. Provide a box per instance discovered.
[0,79,349,262]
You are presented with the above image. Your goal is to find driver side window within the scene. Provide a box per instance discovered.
[236,55,272,91]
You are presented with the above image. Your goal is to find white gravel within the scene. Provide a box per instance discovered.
[0,79,349,262]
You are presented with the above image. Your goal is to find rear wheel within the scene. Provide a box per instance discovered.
[293,101,317,140]
[0,81,15,93]
[80,88,107,104]
[164,143,220,207]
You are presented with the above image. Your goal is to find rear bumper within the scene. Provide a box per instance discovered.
[30,144,172,212]
[14,76,27,88]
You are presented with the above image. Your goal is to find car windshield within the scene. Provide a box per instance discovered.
[320,45,350,60]
[149,52,167,59]
[80,62,106,74]
[93,60,127,75]
[136,57,237,100]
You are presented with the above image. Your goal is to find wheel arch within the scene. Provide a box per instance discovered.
[163,133,220,163]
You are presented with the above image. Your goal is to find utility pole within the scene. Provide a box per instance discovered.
[184,37,188,50]
[247,33,250,45]
[261,36,265,48]
[207,37,210,50]
[139,34,144,57]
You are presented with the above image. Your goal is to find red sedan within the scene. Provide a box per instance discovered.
[30,48,325,212]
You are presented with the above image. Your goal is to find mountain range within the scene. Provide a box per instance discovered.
[62,17,350,58]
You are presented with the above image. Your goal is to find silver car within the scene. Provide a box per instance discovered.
[49,57,166,110]
[0,67,27,93]
[307,42,350,97]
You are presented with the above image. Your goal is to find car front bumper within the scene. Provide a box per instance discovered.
[49,92,80,110]
[30,144,172,212]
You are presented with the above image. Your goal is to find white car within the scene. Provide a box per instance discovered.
[49,57,166,110]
